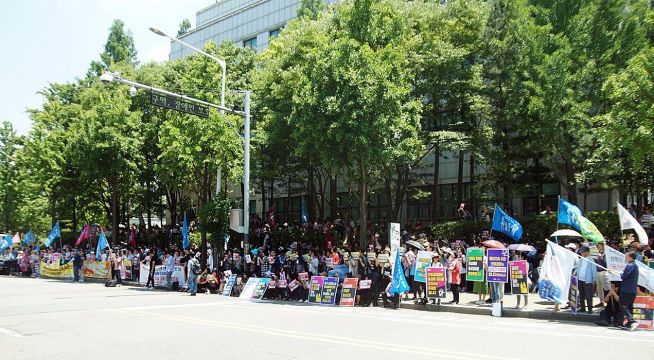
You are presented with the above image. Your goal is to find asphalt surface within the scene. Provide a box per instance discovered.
[0,276,651,360]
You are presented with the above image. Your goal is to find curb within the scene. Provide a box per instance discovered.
[399,302,599,323]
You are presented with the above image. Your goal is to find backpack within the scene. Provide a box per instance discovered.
[191,261,201,275]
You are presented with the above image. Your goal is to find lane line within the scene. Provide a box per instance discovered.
[111,308,517,360]
[0,326,24,337]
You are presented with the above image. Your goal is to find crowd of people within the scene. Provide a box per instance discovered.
[2,204,653,331]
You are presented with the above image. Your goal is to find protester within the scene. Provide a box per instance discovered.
[619,252,640,331]
[187,252,201,296]
[577,245,597,313]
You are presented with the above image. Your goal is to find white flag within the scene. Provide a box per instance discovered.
[617,202,648,245]
[538,240,578,305]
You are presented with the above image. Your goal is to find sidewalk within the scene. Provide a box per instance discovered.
[398,290,599,323]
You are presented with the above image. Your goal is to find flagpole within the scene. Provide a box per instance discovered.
[617,201,627,253]
[489,203,497,239]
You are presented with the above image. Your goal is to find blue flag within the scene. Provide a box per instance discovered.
[300,198,308,225]
[23,230,35,246]
[45,222,61,247]
[389,250,410,296]
[558,197,582,231]
[96,230,108,259]
[0,235,11,251]
[35,244,41,252]
[182,212,189,250]
[491,204,523,242]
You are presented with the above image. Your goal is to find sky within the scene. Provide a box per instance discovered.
[0,0,213,135]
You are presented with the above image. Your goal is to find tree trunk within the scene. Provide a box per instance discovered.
[358,159,368,250]
[200,162,209,270]
[469,153,475,220]
[431,144,441,224]
[307,165,315,222]
[110,175,119,247]
[457,149,464,209]
[330,172,337,219]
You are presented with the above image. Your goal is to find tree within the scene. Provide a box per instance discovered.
[177,19,192,37]
[89,19,138,75]
[297,0,326,20]
[0,121,21,232]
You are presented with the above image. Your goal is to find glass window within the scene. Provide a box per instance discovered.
[269,28,280,39]
[243,37,257,49]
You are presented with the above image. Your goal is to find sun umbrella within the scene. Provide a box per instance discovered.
[405,239,425,251]
[507,244,536,253]
[549,229,583,238]
[481,240,505,249]
[441,247,455,255]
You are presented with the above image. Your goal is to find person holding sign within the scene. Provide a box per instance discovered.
[447,254,461,304]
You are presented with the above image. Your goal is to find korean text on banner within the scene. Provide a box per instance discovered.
[340,278,358,306]
[466,248,485,282]
[486,249,509,283]
[509,260,529,295]
[308,276,324,303]
[320,277,339,305]
[538,240,577,304]
[605,246,626,282]
[239,277,260,299]
[414,251,434,283]
[633,296,654,330]
[426,267,447,298]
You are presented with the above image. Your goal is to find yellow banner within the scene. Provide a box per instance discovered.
[40,260,132,279]
[40,261,73,278]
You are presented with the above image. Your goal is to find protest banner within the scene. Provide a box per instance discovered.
[51,253,61,269]
[509,260,528,295]
[138,264,185,286]
[390,223,400,252]
[633,296,654,330]
[288,279,300,292]
[277,279,287,288]
[486,249,509,283]
[466,248,485,282]
[425,267,447,298]
[253,278,271,300]
[320,277,339,305]
[223,274,237,296]
[377,254,389,265]
[239,277,259,299]
[339,278,358,306]
[40,261,72,278]
[569,276,579,314]
[605,246,626,282]
[298,272,309,281]
[83,261,110,279]
[308,276,324,303]
[414,251,434,283]
[359,279,372,289]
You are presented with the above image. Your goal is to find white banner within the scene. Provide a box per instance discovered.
[139,264,186,286]
[636,261,654,294]
[538,240,577,304]
[605,246,626,282]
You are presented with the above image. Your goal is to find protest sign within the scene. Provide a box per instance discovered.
[569,276,579,314]
[239,277,259,299]
[268,279,277,289]
[138,264,185,286]
[466,248,485,282]
[298,272,309,281]
[339,278,358,306]
[253,278,271,300]
[359,279,372,289]
[486,249,509,283]
[414,251,434,283]
[390,223,400,252]
[367,252,377,262]
[605,246,626,282]
[288,279,300,292]
[509,260,528,295]
[223,274,237,296]
[325,258,334,268]
[320,277,339,305]
[377,254,389,265]
[308,276,324,303]
[426,267,447,298]
[633,296,654,330]
[277,279,287,288]
[40,261,72,278]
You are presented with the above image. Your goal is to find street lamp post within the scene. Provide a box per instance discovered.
[149,27,251,252]
[149,27,226,196]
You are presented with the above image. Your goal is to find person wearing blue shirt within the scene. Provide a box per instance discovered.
[576,245,597,313]
[619,252,639,331]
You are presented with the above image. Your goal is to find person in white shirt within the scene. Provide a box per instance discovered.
[309,253,319,276]
[165,251,175,290]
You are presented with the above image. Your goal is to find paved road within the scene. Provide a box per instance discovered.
[0,277,650,360]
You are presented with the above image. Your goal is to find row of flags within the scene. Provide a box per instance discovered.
[491,197,649,245]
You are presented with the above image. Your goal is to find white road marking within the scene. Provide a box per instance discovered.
[0,326,24,337]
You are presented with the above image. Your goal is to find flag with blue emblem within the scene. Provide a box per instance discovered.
[0,234,11,251]
[23,230,35,246]
[96,230,108,259]
[491,204,523,242]
[389,250,410,296]
[558,197,582,231]
[300,198,308,225]
[182,212,189,250]
[538,240,577,304]
[45,222,61,247]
